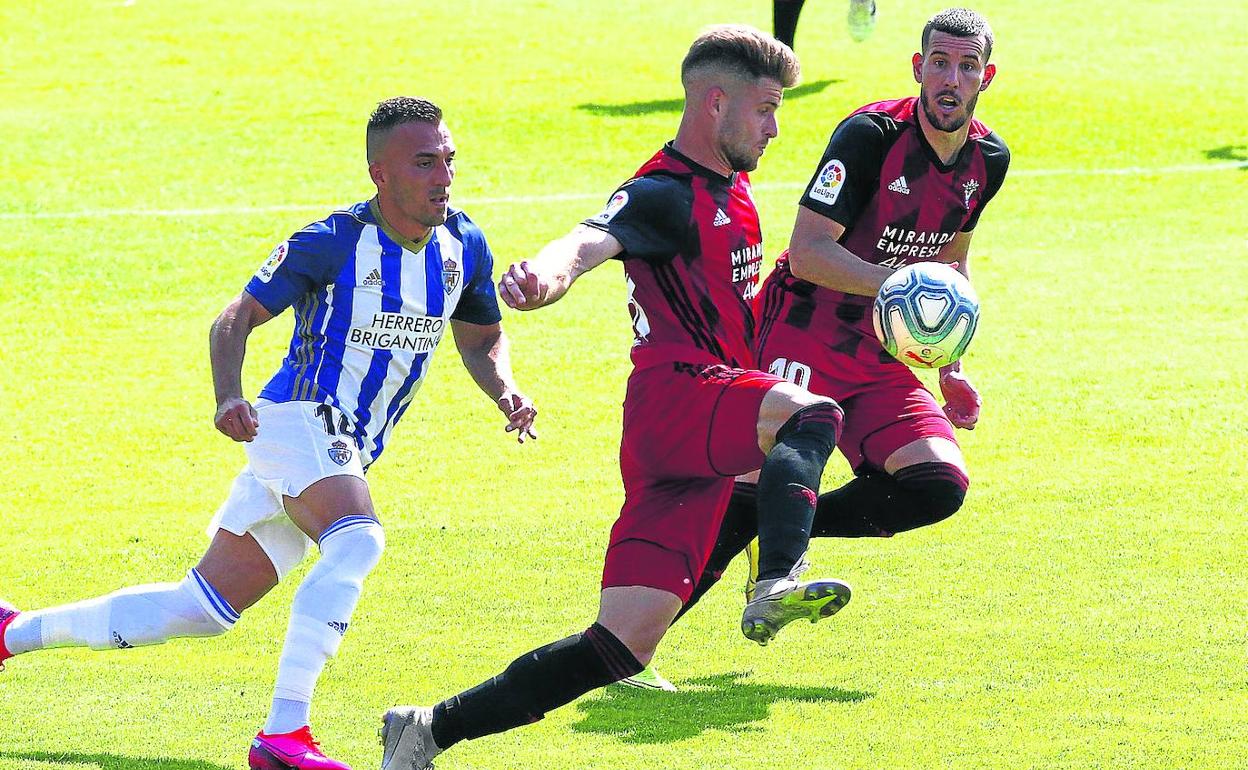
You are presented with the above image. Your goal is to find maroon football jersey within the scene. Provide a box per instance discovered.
[583,144,765,370]
[758,97,1009,364]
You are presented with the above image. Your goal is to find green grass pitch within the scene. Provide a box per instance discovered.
[1,1,1245,768]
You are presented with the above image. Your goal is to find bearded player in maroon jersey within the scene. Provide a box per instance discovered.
[377,25,857,768]
[663,8,1011,664]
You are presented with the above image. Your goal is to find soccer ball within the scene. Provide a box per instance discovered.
[872,262,979,368]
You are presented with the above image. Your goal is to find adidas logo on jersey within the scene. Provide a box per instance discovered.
[713,208,731,227]
[888,176,911,195]
[362,268,384,287]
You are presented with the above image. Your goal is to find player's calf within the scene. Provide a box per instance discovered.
[0,568,239,659]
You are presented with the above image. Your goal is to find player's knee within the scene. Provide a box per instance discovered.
[182,569,242,637]
[893,462,969,531]
[317,515,385,574]
[775,400,845,455]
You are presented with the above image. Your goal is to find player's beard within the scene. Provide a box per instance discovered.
[920,87,980,133]
[720,132,762,173]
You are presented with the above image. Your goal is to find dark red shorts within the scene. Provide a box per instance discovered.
[756,323,957,472]
[601,363,784,601]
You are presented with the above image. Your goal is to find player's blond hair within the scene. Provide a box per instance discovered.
[681,24,800,89]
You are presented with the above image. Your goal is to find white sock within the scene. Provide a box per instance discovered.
[264,516,383,734]
[7,568,237,653]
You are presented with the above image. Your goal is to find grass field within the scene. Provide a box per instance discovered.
[1,1,1246,768]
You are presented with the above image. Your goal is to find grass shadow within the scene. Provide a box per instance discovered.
[1205,144,1248,169]
[572,671,872,744]
[0,752,231,770]
[578,79,840,117]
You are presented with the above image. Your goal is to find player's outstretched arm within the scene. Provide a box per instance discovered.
[787,207,895,297]
[451,320,538,443]
[210,291,274,442]
[937,231,981,429]
[497,225,622,310]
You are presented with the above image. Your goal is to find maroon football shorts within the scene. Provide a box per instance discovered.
[601,362,785,602]
[756,323,957,472]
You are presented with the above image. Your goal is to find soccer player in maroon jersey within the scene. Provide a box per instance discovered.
[378,25,853,769]
[675,8,1011,630]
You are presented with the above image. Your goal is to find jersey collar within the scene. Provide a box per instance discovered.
[369,198,434,253]
[663,142,736,186]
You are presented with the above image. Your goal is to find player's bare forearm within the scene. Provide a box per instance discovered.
[787,207,892,296]
[452,321,538,442]
[499,226,621,310]
[452,321,513,402]
[209,292,272,441]
[788,237,893,296]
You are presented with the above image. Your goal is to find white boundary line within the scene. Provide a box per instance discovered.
[1,160,1244,221]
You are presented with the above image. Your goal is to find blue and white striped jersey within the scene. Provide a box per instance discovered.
[245,199,501,468]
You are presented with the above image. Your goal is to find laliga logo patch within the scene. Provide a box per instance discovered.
[962,179,980,209]
[255,241,288,284]
[589,190,629,225]
[328,439,353,467]
[809,159,847,205]
[443,256,460,294]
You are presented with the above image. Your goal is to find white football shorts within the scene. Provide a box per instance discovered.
[207,399,366,579]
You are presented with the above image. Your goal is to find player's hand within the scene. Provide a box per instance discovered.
[215,396,260,442]
[939,367,981,430]
[498,261,550,310]
[498,390,538,443]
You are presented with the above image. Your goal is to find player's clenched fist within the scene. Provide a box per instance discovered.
[214,396,260,442]
[498,261,550,309]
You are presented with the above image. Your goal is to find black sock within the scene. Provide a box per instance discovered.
[673,482,758,624]
[756,402,843,581]
[774,0,807,49]
[813,463,969,537]
[430,623,642,749]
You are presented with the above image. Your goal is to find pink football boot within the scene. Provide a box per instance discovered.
[0,599,19,671]
[249,726,351,770]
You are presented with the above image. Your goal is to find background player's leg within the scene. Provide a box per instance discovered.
[2,530,272,657]
[774,0,806,49]
[674,482,757,623]
[419,585,667,756]
[814,437,969,538]
[259,475,382,738]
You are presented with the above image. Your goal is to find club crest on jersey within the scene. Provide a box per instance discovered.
[588,190,629,225]
[962,179,980,209]
[443,257,460,294]
[255,241,288,284]
[809,159,847,206]
[328,440,353,467]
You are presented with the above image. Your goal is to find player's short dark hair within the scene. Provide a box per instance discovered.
[681,24,800,89]
[366,96,443,162]
[922,8,994,62]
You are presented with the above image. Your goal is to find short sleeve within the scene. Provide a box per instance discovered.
[450,224,503,325]
[245,218,352,315]
[962,131,1011,232]
[798,114,889,228]
[582,175,691,263]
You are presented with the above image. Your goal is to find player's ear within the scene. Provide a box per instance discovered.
[368,161,385,190]
[912,52,924,83]
[706,86,727,117]
[980,63,996,91]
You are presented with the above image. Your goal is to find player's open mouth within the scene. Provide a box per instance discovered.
[431,195,449,205]
[936,95,959,109]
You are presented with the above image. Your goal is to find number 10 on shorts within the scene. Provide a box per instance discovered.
[767,357,811,389]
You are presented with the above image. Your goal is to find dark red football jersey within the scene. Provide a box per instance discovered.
[758,97,1009,364]
[583,144,764,371]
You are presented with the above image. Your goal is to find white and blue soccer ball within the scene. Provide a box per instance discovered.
[872,262,979,369]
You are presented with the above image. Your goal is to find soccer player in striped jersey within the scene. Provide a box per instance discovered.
[671,8,1010,644]
[379,26,852,770]
[0,97,537,770]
